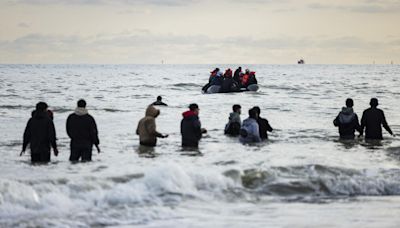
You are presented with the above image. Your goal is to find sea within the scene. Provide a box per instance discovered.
[0,64,400,227]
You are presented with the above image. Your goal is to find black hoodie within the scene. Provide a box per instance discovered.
[23,111,57,154]
[361,107,393,140]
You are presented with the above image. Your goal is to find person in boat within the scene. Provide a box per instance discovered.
[225,104,242,136]
[181,103,207,148]
[209,68,221,83]
[333,98,362,139]
[233,67,242,85]
[253,106,273,140]
[360,98,395,140]
[136,105,168,147]
[152,96,168,106]
[21,102,58,163]
[66,99,100,162]
[239,108,261,144]
[242,71,258,88]
[220,68,239,93]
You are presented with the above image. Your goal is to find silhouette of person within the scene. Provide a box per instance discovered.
[360,98,394,140]
[333,98,362,139]
[152,96,168,106]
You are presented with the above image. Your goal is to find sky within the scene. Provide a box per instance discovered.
[0,0,399,64]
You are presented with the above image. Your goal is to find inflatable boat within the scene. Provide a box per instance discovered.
[202,84,259,94]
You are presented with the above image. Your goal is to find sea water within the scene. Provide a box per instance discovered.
[0,64,400,227]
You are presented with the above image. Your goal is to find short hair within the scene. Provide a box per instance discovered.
[370,98,379,107]
[249,108,258,119]
[346,98,354,108]
[233,104,241,112]
[77,99,86,108]
[252,106,261,115]
[189,103,199,111]
[157,96,162,101]
[36,102,48,112]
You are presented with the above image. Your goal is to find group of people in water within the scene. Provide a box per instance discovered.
[21,96,394,164]
[202,67,258,93]
[333,98,395,139]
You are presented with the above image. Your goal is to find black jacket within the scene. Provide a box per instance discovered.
[66,111,99,147]
[23,111,57,154]
[361,107,393,140]
[181,111,202,147]
[333,107,362,139]
[233,69,241,84]
[257,117,273,139]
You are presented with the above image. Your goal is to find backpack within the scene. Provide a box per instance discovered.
[225,122,241,136]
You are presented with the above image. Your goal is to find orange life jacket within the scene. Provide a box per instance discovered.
[242,74,250,85]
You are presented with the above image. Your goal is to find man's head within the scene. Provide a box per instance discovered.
[77,99,86,108]
[157,96,162,101]
[249,108,258,119]
[238,67,242,71]
[253,106,261,115]
[370,98,379,107]
[345,98,354,108]
[233,104,241,114]
[36,102,48,112]
[189,103,199,115]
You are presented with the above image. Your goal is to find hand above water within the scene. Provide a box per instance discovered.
[95,145,101,153]
[53,148,59,156]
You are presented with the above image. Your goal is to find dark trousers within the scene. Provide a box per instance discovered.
[31,152,51,163]
[70,145,93,162]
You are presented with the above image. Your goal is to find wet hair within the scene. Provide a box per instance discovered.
[253,106,261,115]
[233,104,241,112]
[370,98,379,107]
[346,98,354,108]
[36,102,48,112]
[249,108,258,119]
[189,103,199,111]
[157,96,162,101]
[77,99,86,108]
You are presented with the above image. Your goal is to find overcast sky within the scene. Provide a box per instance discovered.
[1,0,399,64]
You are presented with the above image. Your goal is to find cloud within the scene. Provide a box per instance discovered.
[17,22,30,28]
[0,31,399,63]
[6,0,199,6]
[308,1,400,13]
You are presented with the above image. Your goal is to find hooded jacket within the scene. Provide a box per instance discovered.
[361,107,393,140]
[180,110,202,147]
[257,116,273,139]
[239,117,261,143]
[23,111,57,154]
[225,112,241,135]
[66,107,99,147]
[136,105,162,146]
[333,107,361,139]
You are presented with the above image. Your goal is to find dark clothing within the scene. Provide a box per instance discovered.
[333,107,361,139]
[181,111,202,147]
[31,152,51,163]
[220,78,239,93]
[70,145,93,162]
[248,75,258,85]
[361,107,393,140]
[233,69,241,84]
[152,101,167,106]
[210,76,223,86]
[22,111,57,163]
[66,109,99,161]
[257,117,273,139]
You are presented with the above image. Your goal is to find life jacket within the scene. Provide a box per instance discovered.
[224,69,232,78]
[242,74,250,85]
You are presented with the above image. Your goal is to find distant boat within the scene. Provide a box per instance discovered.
[298,59,305,64]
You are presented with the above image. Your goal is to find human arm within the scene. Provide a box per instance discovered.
[21,119,31,156]
[381,111,393,135]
